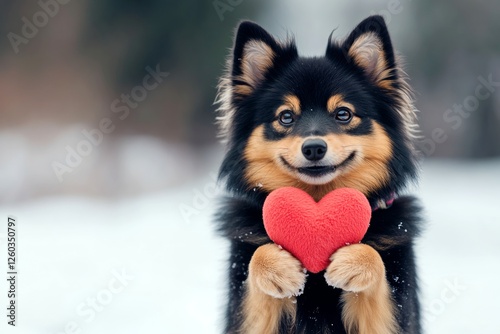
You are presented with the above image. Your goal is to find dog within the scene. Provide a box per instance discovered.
[215,15,422,334]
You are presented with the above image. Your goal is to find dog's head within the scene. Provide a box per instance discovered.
[217,16,419,201]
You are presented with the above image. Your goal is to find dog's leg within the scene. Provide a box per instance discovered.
[241,243,305,334]
[324,244,399,334]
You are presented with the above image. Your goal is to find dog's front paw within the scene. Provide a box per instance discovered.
[324,243,385,293]
[248,243,306,298]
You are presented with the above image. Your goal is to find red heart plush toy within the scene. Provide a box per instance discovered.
[263,187,371,273]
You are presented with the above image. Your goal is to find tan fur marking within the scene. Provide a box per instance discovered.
[325,244,385,292]
[242,244,303,333]
[327,96,361,129]
[240,40,275,90]
[366,236,410,251]
[270,121,286,133]
[233,84,253,97]
[377,68,395,91]
[326,94,346,113]
[244,122,392,201]
[325,244,399,334]
[321,122,392,197]
[249,244,306,298]
[244,126,302,191]
[348,33,389,88]
[341,283,398,334]
[280,95,302,116]
[271,95,302,132]
[345,115,362,129]
[241,286,296,334]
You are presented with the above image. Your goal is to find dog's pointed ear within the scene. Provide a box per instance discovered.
[231,21,284,97]
[330,16,397,90]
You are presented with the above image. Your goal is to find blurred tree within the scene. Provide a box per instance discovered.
[0,2,17,51]
[81,0,262,144]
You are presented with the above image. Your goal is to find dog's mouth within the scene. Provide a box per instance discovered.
[280,151,356,178]
[297,165,336,177]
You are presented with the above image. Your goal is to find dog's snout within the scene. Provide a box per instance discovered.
[302,139,327,161]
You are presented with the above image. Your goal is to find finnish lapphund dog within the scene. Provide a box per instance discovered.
[215,15,422,334]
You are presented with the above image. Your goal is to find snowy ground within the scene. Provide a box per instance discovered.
[0,158,499,333]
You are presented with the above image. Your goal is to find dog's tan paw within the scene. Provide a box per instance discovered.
[249,243,306,298]
[324,243,385,293]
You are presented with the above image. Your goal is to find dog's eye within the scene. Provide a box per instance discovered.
[334,108,353,123]
[278,110,295,126]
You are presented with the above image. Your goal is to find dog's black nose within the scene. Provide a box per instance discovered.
[302,139,327,161]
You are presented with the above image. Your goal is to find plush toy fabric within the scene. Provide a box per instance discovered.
[263,187,371,273]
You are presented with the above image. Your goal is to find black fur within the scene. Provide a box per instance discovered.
[215,15,423,333]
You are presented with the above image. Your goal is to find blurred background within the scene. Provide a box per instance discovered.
[0,0,499,333]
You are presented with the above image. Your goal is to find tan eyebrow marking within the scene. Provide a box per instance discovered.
[327,94,350,113]
[327,94,360,128]
[275,95,301,117]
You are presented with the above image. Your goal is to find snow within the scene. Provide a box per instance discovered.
[0,158,499,333]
